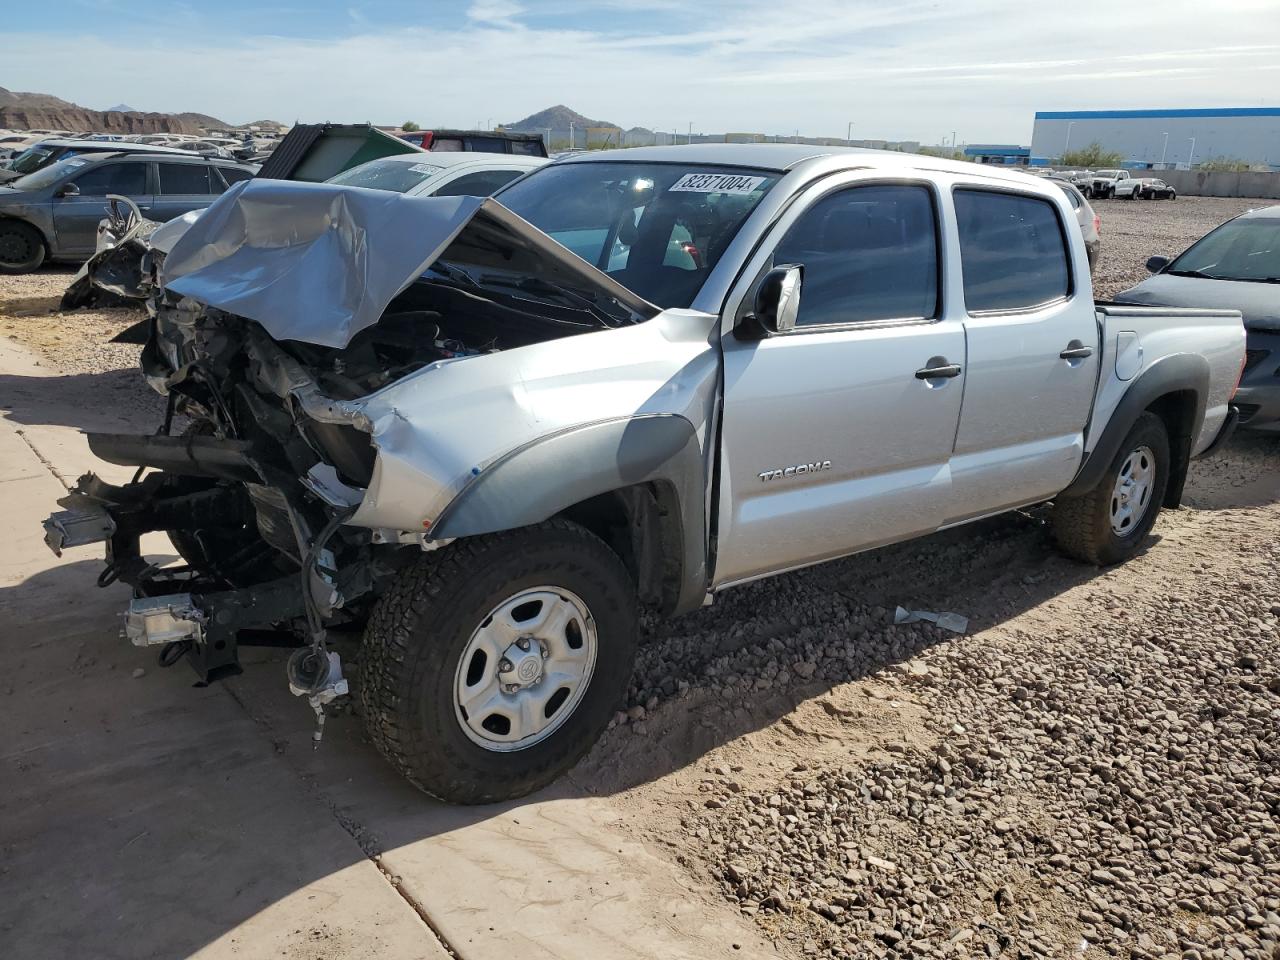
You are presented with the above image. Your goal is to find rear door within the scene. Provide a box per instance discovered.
[715,175,967,587]
[153,161,222,222]
[945,184,1100,523]
[51,159,151,255]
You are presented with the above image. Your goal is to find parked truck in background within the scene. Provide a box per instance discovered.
[1085,168,1130,199]
[42,145,1246,803]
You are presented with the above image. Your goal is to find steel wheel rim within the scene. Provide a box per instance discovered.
[453,585,598,753]
[1110,444,1156,536]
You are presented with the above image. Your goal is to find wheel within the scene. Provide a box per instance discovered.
[1107,187,1116,199]
[1129,187,1141,200]
[1052,412,1170,565]
[359,519,638,804]
[1167,191,1176,200]
[0,219,46,274]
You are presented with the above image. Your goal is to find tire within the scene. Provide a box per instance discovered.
[1052,412,1170,565]
[360,519,638,804]
[1107,187,1116,199]
[0,219,46,274]
[1129,188,1141,200]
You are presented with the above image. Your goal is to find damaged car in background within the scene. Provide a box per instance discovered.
[43,146,1245,803]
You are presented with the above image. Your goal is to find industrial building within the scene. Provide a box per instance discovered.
[1030,108,1280,170]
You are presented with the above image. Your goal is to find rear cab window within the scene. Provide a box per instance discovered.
[953,188,1071,312]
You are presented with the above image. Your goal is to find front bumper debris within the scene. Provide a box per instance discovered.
[43,505,116,556]
[124,594,205,647]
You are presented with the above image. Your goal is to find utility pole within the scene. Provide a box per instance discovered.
[569,121,575,149]
[951,131,957,154]
[1160,131,1169,167]
[545,127,551,151]
[846,121,853,146]
[1063,120,1075,157]
[688,121,692,144]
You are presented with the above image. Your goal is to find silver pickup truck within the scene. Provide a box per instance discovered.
[43,145,1245,803]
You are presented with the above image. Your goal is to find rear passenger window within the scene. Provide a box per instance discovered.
[216,166,253,187]
[954,189,1070,312]
[773,184,939,327]
[157,163,213,194]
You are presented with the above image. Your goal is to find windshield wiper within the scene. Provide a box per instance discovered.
[426,261,479,287]
[1166,268,1221,280]
[479,274,629,327]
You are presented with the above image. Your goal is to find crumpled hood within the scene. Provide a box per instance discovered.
[1115,274,1280,331]
[162,178,657,349]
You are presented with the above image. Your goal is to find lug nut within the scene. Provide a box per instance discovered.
[516,637,531,652]
[540,646,550,659]
[498,658,513,673]
[503,683,519,694]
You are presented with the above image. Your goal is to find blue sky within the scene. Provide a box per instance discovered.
[5,0,1278,142]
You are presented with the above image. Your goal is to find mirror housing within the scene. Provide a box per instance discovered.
[737,265,802,339]
[1145,255,1169,273]
[55,182,80,198]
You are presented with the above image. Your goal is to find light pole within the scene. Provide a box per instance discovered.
[1160,131,1169,167]
[569,121,574,149]
[1063,121,1076,158]
[688,121,693,144]
[846,121,853,146]
[1187,137,1196,169]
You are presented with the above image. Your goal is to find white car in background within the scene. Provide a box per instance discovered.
[325,151,546,198]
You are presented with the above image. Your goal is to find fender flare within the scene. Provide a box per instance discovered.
[430,415,708,615]
[1061,353,1209,501]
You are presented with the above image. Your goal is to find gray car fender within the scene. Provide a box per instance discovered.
[429,414,708,615]
[1062,353,1210,504]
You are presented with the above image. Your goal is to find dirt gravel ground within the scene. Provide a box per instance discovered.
[3,196,1278,960]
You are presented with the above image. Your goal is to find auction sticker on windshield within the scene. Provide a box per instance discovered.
[669,172,766,194]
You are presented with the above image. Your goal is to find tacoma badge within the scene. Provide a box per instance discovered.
[759,460,831,482]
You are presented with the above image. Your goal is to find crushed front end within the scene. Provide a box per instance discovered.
[41,179,654,703]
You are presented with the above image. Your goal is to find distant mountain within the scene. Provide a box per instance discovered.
[506,104,618,131]
[0,86,228,135]
[106,103,136,113]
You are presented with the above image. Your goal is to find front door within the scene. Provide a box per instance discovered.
[945,186,1100,523]
[714,179,967,587]
[52,159,151,256]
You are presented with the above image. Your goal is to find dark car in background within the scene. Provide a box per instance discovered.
[1115,205,1280,431]
[0,152,256,273]
[397,128,548,157]
[0,138,202,185]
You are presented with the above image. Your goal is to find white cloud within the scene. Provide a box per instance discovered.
[4,0,1277,143]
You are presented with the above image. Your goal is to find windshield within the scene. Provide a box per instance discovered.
[1168,217,1280,282]
[7,156,89,191]
[496,161,778,308]
[8,145,56,175]
[1097,169,1123,178]
[327,158,443,193]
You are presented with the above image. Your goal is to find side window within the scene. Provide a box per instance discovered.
[215,166,253,189]
[157,163,213,195]
[70,162,147,196]
[430,169,525,198]
[772,183,939,327]
[954,189,1070,312]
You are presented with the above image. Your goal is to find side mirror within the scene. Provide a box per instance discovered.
[738,265,802,339]
[1145,255,1169,273]
[56,182,80,198]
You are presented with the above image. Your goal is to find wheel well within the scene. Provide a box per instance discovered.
[555,482,684,615]
[1146,389,1197,508]
[0,216,49,249]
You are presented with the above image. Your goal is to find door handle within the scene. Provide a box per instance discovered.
[1060,341,1093,359]
[915,362,962,380]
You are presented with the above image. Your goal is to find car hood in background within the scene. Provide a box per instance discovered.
[163,179,659,349]
[1115,274,1280,331]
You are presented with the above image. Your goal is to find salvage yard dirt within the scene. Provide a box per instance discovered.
[3,195,1278,960]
